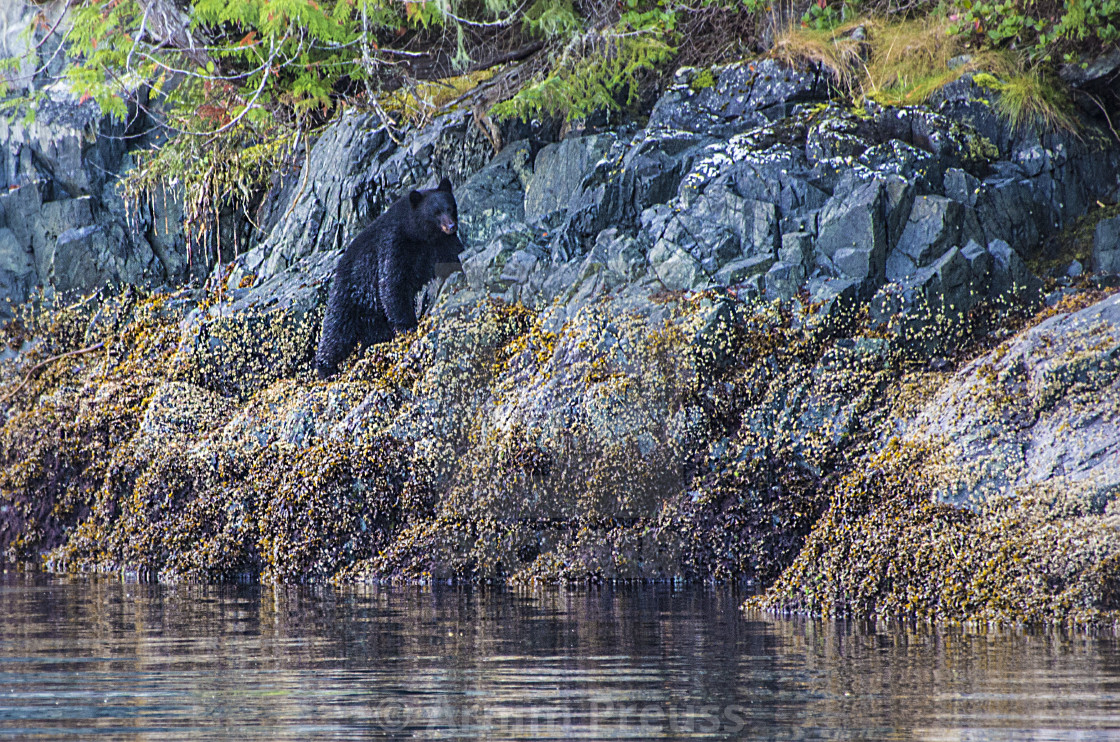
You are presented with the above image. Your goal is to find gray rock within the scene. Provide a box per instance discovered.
[144,184,195,285]
[806,110,866,164]
[694,185,779,259]
[799,276,862,335]
[0,227,36,318]
[780,231,813,266]
[648,60,829,136]
[29,196,160,298]
[548,140,628,260]
[524,135,614,222]
[456,139,536,247]
[500,248,544,285]
[933,246,972,316]
[643,179,779,280]
[1092,214,1120,274]
[649,240,707,291]
[779,174,830,217]
[1014,143,1049,178]
[815,179,887,290]
[832,246,877,282]
[781,211,818,236]
[545,248,629,321]
[913,291,1120,508]
[943,167,982,207]
[30,197,95,280]
[881,175,916,250]
[973,178,1045,258]
[989,238,1043,303]
[619,130,710,218]
[1045,286,1081,306]
[868,243,985,358]
[872,106,997,176]
[0,76,204,302]
[598,229,647,281]
[462,228,535,292]
[961,238,993,297]
[714,254,774,287]
[765,260,806,300]
[795,339,889,454]
[2,2,48,89]
[1060,47,1120,87]
[859,140,942,190]
[886,195,964,281]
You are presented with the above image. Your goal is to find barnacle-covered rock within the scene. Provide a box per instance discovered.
[648,61,831,136]
[748,441,1120,625]
[913,290,1120,509]
[175,249,335,399]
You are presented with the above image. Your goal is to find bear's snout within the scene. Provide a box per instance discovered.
[439,216,457,235]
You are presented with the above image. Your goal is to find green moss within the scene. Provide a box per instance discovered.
[690,67,717,90]
[972,71,1002,90]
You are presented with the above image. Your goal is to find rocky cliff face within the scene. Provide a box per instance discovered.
[4,57,1120,625]
[228,61,1119,362]
[0,92,168,314]
[0,1,197,319]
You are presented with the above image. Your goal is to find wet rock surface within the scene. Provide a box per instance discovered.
[5,59,1120,626]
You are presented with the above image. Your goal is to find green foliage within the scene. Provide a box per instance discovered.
[51,0,518,134]
[121,124,299,250]
[492,3,677,120]
[21,0,770,140]
[521,0,583,38]
[801,0,860,31]
[949,0,1120,61]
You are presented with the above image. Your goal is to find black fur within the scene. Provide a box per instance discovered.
[314,177,462,378]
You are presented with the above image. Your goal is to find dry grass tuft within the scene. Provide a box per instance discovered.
[770,20,867,92]
[769,14,1078,134]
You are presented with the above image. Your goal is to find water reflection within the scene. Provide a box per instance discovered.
[0,572,1118,740]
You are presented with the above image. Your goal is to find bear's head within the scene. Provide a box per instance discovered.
[408,177,458,242]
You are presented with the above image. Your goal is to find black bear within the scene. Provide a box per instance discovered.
[314,177,462,378]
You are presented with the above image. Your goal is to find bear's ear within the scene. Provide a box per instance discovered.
[437,177,452,192]
[409,190,424,208]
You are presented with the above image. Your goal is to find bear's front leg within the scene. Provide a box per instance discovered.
[379,251,419,336]
[314,290,360,379]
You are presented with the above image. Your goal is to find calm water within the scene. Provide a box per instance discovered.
[1,573,1120,740]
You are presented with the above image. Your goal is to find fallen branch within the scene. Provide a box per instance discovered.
[444,52,540,113]
[1,341,106,405]
[466,41,545,73]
